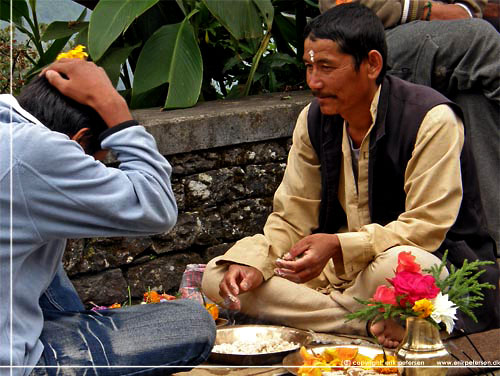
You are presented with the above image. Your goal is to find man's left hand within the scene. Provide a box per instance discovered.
[274,233,340,283]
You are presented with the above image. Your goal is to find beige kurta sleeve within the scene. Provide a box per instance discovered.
[336,104,465,279]
[215,104,322,281]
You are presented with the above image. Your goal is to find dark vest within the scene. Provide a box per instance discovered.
[307,75,499,333]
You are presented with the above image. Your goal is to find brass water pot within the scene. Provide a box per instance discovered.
[396,317,451,375]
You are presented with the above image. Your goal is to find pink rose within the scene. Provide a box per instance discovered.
[389,271,440,305]
[396,251,421,273]
[373,285,397,306]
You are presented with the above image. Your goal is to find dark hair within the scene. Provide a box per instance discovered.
[17,75,107,155]
[303,2,387,85]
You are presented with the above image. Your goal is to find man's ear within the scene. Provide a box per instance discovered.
[366,50,383,80]
[71,128,91,149]
[71,128,90,144]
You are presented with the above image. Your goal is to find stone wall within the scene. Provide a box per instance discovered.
[63,90,313,307]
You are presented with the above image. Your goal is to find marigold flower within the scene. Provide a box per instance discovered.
[373,354,398,374]
[143,290,161,303]
[205,303,219,320]
[412,298,434,318]
[56,45,88,61]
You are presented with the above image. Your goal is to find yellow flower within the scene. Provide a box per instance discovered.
[412,298,434,318]
[56,45,88,61]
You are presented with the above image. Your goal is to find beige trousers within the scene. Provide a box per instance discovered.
[202,246,448,336]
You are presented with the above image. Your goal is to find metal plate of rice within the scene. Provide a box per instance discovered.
[209,325,312,365]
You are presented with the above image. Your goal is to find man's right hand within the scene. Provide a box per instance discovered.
[219,264,263,311]
[41,59,133,128]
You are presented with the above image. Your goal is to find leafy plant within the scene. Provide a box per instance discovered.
[2,0,319,109]
[0,25,38,94]
[0,0,88,80]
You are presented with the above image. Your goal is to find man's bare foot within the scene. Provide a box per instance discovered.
[370,319,406,348]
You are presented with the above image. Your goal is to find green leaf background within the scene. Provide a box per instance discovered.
[132,17,202,110]
[88,0,159,61]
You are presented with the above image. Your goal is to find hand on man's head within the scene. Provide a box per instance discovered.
[41,59,112,109]
[41,59,132,128]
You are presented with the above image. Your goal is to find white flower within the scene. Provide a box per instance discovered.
[431,292,458,334]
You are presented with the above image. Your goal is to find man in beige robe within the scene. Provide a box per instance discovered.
[202,3,498,347]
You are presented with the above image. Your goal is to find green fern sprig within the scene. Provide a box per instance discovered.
[346,298,417,323]
[423,250,495,323]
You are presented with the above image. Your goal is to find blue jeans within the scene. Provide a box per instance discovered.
[32,265,216,376]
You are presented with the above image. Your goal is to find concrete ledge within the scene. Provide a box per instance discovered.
[132,90,312,156]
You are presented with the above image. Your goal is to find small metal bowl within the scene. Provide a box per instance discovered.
[209,325,312,365]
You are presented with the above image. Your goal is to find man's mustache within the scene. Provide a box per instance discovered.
[311,91,335,98]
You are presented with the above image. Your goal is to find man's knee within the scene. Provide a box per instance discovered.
[373,246,447,279]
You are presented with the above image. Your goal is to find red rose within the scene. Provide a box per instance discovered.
[389,271,440,305]
[373,285,397,306]
[396,251,421,273]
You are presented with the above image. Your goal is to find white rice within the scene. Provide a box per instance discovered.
[212,339,298,354]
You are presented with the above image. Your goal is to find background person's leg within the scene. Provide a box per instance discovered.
[385,19,500,251]
[451,92,500,251]
[386,19,500,104]
[39,300,215,376]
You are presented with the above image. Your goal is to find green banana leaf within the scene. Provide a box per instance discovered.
[41,20,88,42]
[252,0,274,30]
[27,0,35,15]
[132,18,202,110]
[74,24,89,47]
[97,43,140,87]
[0,0,37,40]
[0,0,29,25]
[202,0,263,40]
[175,0,187,16]
[88,0,160,61]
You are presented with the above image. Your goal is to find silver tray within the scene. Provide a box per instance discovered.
[283,344,395,375]
[209,325,312,366]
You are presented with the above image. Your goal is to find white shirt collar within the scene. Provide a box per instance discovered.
[0,94,44,126]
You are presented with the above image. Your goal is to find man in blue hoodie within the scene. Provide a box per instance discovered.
[0,59,215,376]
